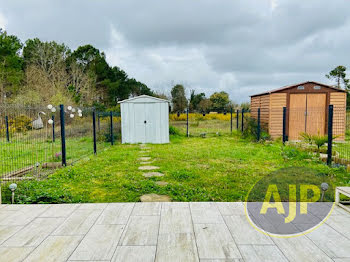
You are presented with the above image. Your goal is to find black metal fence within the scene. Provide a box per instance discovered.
[169,108,242,137]
[0,104,120,183]
[248,105,350,166]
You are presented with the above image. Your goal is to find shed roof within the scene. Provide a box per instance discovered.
[118,95,169,104]
[250,81,346,97]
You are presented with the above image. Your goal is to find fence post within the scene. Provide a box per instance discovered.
[282,107,287,144]
[5,116,9,143]
[92,110,97,154]
[52,115,55,142]
[241,109,244,133]
[236,109,239,129]
[59,104,67,166]
[327,105,334,166]
[110,111,114,145]
[186,108,189,137]
[230,107,233,133]
[257,108,261,141]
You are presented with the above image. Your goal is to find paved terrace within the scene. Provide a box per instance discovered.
[0,202,349,262]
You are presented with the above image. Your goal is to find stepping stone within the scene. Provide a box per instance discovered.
[140,194,171,202]
[140,161,154,165]
[139,151,150,154]
[139,166,159,171]
[143,172,164,178]
[155,181,168,187]
[139,157,151,161]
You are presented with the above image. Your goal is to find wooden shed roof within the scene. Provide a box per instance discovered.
[250,81,346,97]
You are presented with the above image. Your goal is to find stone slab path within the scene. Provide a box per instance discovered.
[143,172,164,178]
[0,202,349,262]
[138,166,160,171]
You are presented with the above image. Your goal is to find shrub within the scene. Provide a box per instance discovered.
[300,132,337,153]
[8,115,32,132]
[242,117,270,141]
[169,125,180,135]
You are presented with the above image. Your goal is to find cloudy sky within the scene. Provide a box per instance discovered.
[1,0,350,102]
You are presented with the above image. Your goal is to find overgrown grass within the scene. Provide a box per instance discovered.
[1,133,349,203]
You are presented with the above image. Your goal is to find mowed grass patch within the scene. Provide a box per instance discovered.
[1,134,349,203]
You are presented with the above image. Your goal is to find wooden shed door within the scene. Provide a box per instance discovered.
[289,94,326,140]
[289,94,307,140]
[305,94,326,136]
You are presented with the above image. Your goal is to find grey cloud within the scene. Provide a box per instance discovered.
[1,0,350,102]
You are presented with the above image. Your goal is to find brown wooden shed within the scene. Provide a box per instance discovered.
[250,81,347,140]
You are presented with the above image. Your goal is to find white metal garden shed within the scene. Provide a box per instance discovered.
[118,95,170,144]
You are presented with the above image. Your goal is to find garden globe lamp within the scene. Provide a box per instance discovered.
[9,183,17,204]
[70,114,74,118]
[47,104,53,110]
[51,107,56,113]
[67,106,72,111]
[321,182,329,201]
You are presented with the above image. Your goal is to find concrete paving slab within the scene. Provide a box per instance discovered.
[194,223,242,260]
[112,246,156,262]
[190,202,224,224]
[23,235,82,262]
[96,203,134,225]
[0,247,34,262]
[69,224,124,260]
[132,202,161,216]
[3,217,64,247]
[119,216,160,246]
[52,209,102,236]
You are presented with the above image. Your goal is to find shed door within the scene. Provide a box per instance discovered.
[134,103,146,143]
[305,94,326,136]
[145,103,157,143]
[289,93,326,140]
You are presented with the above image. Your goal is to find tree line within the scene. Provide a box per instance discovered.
[169,84,249,113]
[0,29,153,110]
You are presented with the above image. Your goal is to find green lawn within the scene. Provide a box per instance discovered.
[1,133,349,203]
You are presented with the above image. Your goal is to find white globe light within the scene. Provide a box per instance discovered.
[47,104,53,110]
[51,107,56,113]
[67,106,72,111]
[79,113,83,117]
[48,119,53,125]
[78,109,82,113]
[72,108,76,112]
[70,114,74,118]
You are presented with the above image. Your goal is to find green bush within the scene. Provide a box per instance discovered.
[9,115,32,132]
[242,117,270,141]
[169,125,180,135]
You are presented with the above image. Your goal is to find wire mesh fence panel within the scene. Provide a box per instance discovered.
[0,104,60,182]
[169,111,238,137]
[113,112,122,144]
[169,113,187,135]
[0,104,120,183]
[96,112,113,152]
[64,107,95,165]
[332,106,348,163]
